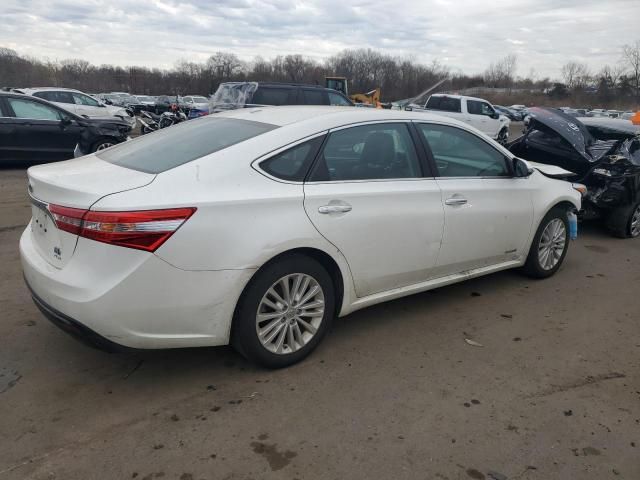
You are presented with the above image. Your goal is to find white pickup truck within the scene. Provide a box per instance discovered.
[408,94,511,144]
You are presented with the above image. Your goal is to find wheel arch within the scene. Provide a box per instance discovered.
[229,246,348,342]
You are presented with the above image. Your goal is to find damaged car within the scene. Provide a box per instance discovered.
[509,107,640,237]
[0,92,132,163]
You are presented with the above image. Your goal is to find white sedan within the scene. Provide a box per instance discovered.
[21,107,582,368]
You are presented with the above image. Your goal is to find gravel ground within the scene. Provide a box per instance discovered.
[0,167,638,480]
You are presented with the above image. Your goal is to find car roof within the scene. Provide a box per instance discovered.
[429,93,488,102]
[215,105,477,131]
[15,87,84,94]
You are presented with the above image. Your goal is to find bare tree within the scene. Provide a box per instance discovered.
[484,54,517,88]
[561,61,591,90]
[622,40,640,99]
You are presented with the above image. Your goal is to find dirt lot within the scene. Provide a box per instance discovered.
[0,167,639,480]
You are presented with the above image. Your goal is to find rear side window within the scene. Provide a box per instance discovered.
[426,96,461,113]
[259,136,324,181]
[309,123,421,181]
[252,87,295,106]
[34,91,75,104]
[98,117,278,174]
[301,89,326,105]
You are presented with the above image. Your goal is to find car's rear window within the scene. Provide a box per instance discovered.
[97,117,277,173]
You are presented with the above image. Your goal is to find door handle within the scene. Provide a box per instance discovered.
[445,197,467,206]
[318,204,352,214]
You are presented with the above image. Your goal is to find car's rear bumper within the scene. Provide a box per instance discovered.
[20,226,255,350]
[27,280,127,352]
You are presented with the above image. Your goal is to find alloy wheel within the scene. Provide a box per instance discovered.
[538,218,566,270]
[255,273,325,355]
[96,142,113,151]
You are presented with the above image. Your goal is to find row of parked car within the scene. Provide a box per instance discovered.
[93,92,211,118]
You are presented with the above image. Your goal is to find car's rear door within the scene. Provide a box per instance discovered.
[4,96,82,161]
[303,121,444,298]
[415,121,534,274]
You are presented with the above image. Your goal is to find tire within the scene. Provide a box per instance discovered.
[521,207,570,278]
[232,254,335,368]
[91,138,116,153]
[605,201,640,238]
[496,128,508,146]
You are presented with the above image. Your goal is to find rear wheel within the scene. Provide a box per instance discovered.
[522,207,570,278]
[606,201,640,238]
[232,254,335,368]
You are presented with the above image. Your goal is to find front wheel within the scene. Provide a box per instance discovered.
[522,207,570,278]
[91,138,116,153]
[606,201,640,238]
[496,128,508,146]
[232,254,335,368]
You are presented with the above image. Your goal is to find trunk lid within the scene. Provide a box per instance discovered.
[27,155,155,268]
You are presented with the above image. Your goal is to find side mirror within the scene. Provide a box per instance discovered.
[60,117,72,127]
[490,112,500,120]
[513,157,534,177]
[104,99,113,105]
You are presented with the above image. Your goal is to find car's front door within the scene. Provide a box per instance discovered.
[466,99,500,137]
[415,122,534,275]
[5,96,83,161]
[304,122,444,298]
[71,91,106,117]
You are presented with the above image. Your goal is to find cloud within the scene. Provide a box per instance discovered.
[1,0,638,78]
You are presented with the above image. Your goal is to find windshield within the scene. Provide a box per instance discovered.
[97,117,278,173]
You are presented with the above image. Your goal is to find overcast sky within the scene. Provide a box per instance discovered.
[2,0,639,79]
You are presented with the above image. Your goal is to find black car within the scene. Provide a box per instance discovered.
[0,92,132,163]
[154,95,180,114]
[210,82,354,112]
[494,105,523,121]
[509,107,640,237]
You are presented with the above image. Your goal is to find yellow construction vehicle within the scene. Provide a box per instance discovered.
[325,77,383,108]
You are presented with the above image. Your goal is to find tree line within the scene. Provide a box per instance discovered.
[1,42,639,108]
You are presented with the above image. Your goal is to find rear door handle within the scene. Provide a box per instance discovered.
[445,197,467,206]
[318,204,352,214]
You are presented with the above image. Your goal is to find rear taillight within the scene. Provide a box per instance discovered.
[48,205,196,252]
[49,204,85,235]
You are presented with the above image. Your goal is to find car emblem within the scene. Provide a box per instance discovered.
[568,123,579,132]
[53,246,62,259]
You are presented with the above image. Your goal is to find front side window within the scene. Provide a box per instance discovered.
[418,123,510,177]
[72,92,100,107]
[328,92,352,106]
[309,123,421,181]
[301,89,326,105]
[7,98,65,121]
[468,100,495,116]
[259,136,324,181]
[98,117,277,173]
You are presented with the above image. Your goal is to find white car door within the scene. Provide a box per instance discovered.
[303,122,444,298]
[466,99,501,137]
[415,122,534,275]
[70,92,109,117]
